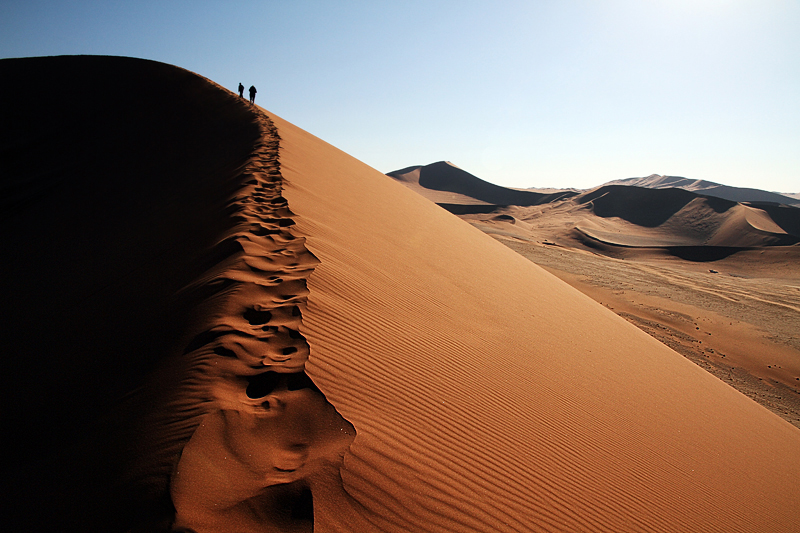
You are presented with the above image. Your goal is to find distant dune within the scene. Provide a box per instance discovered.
[388,161,576,213]
[574,185,800,252]
[390,165,800,258]
[3,56,800,532]
[605,174,800,207]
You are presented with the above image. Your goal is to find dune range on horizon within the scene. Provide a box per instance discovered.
[604,174,800,207]
[1,56,799,532]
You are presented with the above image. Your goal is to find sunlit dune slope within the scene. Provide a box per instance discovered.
[273,114,800,532]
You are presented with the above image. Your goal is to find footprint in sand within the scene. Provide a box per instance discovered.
[170,110,355,532]
[170,371,355,533]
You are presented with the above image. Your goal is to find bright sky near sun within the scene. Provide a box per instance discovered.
[2,1,798,192]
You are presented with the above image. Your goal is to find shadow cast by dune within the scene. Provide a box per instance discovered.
[579,185,736,227]
[438,203,507,215]
[0,55,358,533]
[666,246,747,262]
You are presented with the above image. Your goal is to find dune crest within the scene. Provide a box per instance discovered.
[169,111,356,533]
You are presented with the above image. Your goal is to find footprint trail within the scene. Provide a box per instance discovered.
[169,106,356,533]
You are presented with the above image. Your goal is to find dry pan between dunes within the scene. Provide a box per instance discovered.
[1,56,799,533]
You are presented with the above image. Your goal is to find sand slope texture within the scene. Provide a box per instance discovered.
[2,56,799,532]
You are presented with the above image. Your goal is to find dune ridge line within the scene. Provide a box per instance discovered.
[169,107,356,532]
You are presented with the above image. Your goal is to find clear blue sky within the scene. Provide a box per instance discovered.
[2,0,798,192]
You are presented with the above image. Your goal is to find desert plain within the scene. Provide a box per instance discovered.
[1,56,799,533]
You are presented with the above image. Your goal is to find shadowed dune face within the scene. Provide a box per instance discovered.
[0,56,261,484]
[751,202,800,237]
[577,185,736,227]
[573,193,799,252]
[0,56,355,532]
[573,191,800,252]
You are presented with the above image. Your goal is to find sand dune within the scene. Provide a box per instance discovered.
[574,185,799,250]
[391,164,800,257]
[2,56,800,532]
[1,55,266,530]
[273,124,800,531]
[606,174,800,207]
[1,56,351,532]
[388,162,576,213]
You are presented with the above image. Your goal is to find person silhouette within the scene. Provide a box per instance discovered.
[249,85,257,104]
[238,82,244,98]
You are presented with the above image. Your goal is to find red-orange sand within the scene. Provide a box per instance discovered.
[1,56,799,532]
